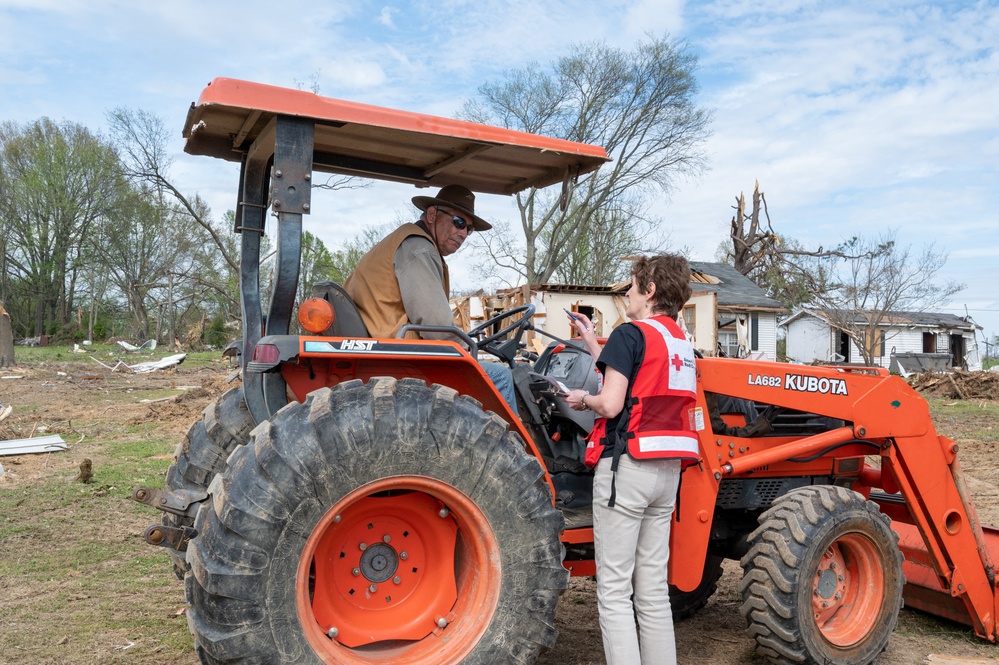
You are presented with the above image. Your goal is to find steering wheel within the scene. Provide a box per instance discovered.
[468,304,535,364]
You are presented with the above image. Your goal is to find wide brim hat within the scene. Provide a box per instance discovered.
[412,184,492,231]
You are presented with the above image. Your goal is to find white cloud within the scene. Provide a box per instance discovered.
[377,6,397,28]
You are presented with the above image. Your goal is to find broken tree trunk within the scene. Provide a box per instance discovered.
[0,305,14,368]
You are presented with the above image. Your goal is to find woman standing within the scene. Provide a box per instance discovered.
[565,254,699,665]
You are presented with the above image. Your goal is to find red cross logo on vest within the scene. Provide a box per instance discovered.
[671,353,683,371]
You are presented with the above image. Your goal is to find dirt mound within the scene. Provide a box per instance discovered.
[908,368,999,400]
[128,374,233,438]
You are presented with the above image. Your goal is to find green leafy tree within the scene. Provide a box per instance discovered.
[0,118,121,336]
[298,231,337,305]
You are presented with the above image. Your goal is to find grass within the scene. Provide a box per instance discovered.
[924,396,999,446]
[0,353,207,665]
[8,343,221,367]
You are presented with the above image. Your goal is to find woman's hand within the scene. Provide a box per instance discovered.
[565,389,590,411]
[567,312,601,358]
[567,311,594,338]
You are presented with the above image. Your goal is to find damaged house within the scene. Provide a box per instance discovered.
[452,261,784,360]
[782,308,982,371]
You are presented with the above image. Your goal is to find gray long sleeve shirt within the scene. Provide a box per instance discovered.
[394,235,455,340]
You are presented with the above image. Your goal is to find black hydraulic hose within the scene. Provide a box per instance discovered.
[787,439,881,463]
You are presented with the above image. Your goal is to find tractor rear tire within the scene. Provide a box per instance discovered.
[739,485,904,665]
[670,553,725,621]
[163,386,255,578]
[185,377,567,665]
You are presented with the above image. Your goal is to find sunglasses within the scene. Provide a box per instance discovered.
[436,207,473,234]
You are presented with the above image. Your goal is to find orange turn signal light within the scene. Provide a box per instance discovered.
[298,297,335,334]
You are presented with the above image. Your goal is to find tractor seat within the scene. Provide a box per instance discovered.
[311,281,370,337]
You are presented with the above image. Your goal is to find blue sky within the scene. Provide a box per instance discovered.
[2,1,998,343]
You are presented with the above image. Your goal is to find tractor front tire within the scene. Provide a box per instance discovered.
[185,377,567,665]
[162,387,255,578]
[739,485,904,665]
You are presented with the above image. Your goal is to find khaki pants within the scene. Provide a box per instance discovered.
[592,454,680,665]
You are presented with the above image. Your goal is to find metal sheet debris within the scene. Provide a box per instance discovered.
[117,339,158,353]
[130,353,186,373]
[90,353,187,373]
[0,434,68,456]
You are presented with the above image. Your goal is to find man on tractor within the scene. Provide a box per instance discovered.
[344,184,518,412]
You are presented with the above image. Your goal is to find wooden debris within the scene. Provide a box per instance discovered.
[925,655,999,664]
[909,369,999,400]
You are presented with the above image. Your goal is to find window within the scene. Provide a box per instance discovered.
[923,332,935,353]
[863,328,886,357]
[750,312,759,351]
[718,330,739,357]
[683,306,696,332]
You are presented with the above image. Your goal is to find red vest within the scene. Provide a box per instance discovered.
[623,316,699,463]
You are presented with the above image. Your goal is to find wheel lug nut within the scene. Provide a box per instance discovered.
[369,584,377,593]
[359,542,367,551]
[400,551,408,560]
[837,574,844,581]
[352,568,360,577]
[436,616,448,628]
[835,593,842,600]
[393,576,401,585]
[829,562,836,569]
[383,534,391,543]
[327,626,338,638]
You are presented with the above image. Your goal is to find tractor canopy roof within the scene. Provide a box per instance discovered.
[183,77,610,196]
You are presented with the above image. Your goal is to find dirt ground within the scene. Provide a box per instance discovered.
[3,358,999,664]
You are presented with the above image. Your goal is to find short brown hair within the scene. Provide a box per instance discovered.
[631,254,692,318]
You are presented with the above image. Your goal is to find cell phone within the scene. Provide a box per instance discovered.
[563,308,588,330]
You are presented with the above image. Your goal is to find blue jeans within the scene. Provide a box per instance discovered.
[481,361,518,416]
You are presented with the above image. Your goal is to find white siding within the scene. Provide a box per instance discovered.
[883,329,923,356]
[786,316,831,363]
[753,311,778,360]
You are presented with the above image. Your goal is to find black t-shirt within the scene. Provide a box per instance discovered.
[596,323,645,457]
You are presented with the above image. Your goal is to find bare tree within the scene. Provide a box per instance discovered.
[107,107,240,273]
[460,34,710,285]
[723,181,884,311]
[548,195,672,284]
[806,231,964,366]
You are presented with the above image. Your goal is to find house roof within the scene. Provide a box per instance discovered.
[687,261,785,311]
[781,307,981,331]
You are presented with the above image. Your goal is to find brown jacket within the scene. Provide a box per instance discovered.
[344,223,450,338]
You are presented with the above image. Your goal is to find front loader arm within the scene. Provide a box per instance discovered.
[691,357,999,638]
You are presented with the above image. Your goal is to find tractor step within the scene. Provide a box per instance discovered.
[132,486,208,518]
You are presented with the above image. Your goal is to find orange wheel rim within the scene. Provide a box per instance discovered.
[811,532,885,646]
[296,477,501,664]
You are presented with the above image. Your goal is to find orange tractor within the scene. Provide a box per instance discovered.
[136,78,999,665]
